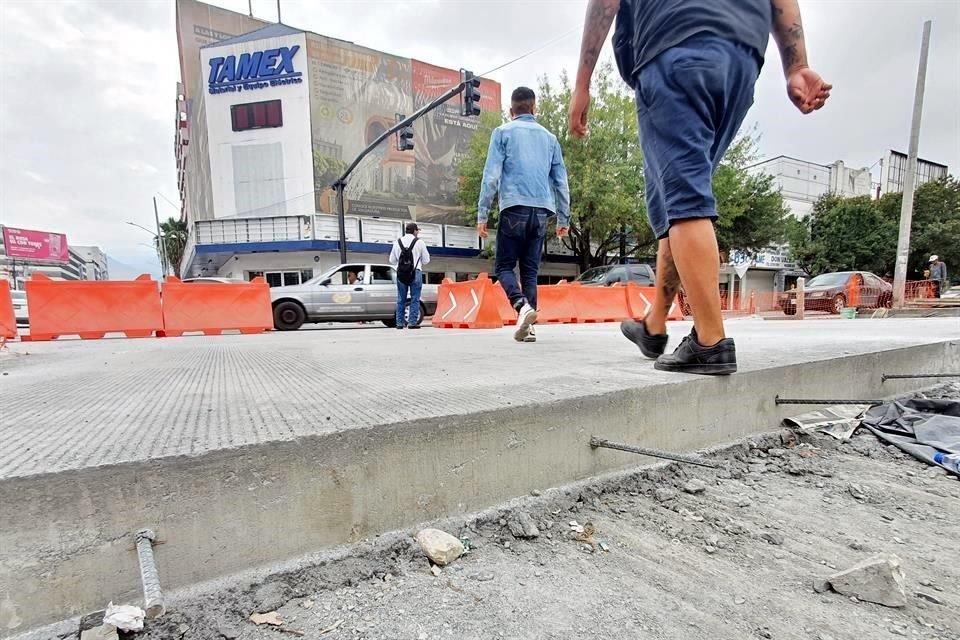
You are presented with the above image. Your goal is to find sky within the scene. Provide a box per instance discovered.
[0,0,958,276]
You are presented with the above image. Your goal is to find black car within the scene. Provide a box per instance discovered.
[576,264,655,287]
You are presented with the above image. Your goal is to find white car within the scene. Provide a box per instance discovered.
[10,290,28,325]
[269,263,439,330]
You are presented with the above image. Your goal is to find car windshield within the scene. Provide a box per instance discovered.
[11,291,26,301]
[576,267,610,284]
[806,273,851,288]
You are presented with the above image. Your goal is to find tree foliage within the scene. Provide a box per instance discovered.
[787,177,959,278]
[157,217,189,278]
[456,64,789,270]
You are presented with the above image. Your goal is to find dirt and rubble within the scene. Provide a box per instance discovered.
[51,385,960,640]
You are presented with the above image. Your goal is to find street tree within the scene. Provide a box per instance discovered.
[158,217,189,278]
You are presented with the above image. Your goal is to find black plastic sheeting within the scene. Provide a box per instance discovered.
[860,398,960,475]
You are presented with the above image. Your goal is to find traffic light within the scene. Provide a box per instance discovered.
[396,114,414,151]
[462,70,481,117]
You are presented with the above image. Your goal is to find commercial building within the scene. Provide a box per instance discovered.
[877,149,948,196]
[0,226,108,289]
[174,0,577,284]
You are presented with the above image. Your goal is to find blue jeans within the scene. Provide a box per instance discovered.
[636,34,759,239]
[395,270,422,327]
[495,206,548,309]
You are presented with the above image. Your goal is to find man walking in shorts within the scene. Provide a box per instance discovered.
[478,87,571,343]
[569,0,831,374]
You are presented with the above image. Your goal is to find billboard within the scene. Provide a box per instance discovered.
[2,227,69,262]
[307,34,502,226]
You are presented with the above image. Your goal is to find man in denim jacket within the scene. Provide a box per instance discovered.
[477,87,571,343]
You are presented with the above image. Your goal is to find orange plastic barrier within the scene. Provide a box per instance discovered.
[490,282,518,326]
[536,281,579,323]
[24,273,163,341]
[433,273,508,329]
[624,283,684,321]
[160,276,273,337]
[568,282,629,323]
[0,280,16,340]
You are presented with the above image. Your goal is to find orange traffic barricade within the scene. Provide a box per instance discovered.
[24,273,163,341]
[432,273,507,329]
[0,280,16,340]
[624,283,684,321]
[536,281,579,323]
[160,276,273,337]
[572,282,630,323]
[490,282,518,326]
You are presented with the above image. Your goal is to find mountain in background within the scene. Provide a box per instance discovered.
[107,255,160,280]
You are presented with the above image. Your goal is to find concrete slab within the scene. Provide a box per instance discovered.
[0,318,958,634]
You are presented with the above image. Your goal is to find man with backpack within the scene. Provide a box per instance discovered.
[569,0,831,374]
[390,222,431,330]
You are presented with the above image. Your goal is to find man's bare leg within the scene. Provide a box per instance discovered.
[668,218,724,345]
[645,238,681,336]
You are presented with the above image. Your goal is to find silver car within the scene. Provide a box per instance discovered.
[10,290,28,325]
[269,263,439,330]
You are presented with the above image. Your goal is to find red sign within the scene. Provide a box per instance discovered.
[2,227,69,262]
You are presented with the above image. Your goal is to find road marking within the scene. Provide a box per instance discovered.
[440,291,458,320]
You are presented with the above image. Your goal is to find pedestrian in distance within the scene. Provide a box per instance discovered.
[929,255,948,298]
[569,0,831,374]
[390,222,431,330]
[477,86,572,343]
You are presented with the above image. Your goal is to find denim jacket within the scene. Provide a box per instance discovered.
[477,114,571,227]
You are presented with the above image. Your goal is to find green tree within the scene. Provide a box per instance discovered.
[787,177,959,279]
[157,217,189,278]
[875,177,960,278]
[456,110,506,225]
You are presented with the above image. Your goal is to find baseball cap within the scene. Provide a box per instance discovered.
[929,255,938,262]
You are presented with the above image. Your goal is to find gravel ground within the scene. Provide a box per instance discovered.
[60,386,960,640]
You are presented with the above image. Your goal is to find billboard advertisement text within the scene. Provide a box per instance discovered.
[3,227,69,262]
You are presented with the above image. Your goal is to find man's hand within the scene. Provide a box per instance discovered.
[568,87,591,138]
[787,68,832,114]
[556,226,570,238]
[477,222,488,239]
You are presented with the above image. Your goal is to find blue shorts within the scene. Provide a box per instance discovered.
[636,34,760,239]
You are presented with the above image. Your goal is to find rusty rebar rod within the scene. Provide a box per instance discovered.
[135,529,165,619]
[882,373,960,382]
[589,437,718,469]
[774,396,882,406]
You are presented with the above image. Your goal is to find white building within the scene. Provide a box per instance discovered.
[749,156,873,219]
[877,149,948,196]
[72,245,109,281]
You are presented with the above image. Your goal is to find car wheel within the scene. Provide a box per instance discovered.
[831,294,846,314]
[417,303,428,326]
[783,305,797,316]
[273,301,306,331]
[382,318,397,328]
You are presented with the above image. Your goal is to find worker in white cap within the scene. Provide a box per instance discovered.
[929,255,948,298]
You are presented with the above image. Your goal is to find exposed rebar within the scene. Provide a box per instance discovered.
[135,529,165,619]
[589,437,718,469]
[882,373,960,382]
[774,396,882,406]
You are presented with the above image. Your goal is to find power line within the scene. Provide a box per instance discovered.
[480,25,581,77]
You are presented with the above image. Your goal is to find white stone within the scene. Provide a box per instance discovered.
[415,528,464,566]
[828,554,907,607]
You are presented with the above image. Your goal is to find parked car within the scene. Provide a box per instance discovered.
[269,263,439,330]
[10,290,28,325]
[575,264,655,287]
[778,271,892,315]
[181,277,245,284]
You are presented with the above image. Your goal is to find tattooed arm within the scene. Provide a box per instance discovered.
[569,0,620,138]
[770,0,832,113]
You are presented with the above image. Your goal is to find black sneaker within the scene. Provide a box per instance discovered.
[654,330,737,375]
[620,319,668,359]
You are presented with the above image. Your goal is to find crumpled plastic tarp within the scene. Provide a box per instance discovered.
[859,398,960,475]
[103,602,145,632]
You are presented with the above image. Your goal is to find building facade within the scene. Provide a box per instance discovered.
[877,149,948,196]
[174,0,578,284]
[0,229,108,289]
[748,156,873,219]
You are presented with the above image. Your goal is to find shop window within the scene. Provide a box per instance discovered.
[231,99,283,132]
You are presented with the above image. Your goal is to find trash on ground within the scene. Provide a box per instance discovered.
[782,405,867,440]
[860,398,960,474]
[250,611,284,626]
[103,602,145,632]
[415,528,464,566]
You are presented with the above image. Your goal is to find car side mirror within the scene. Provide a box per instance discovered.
[321,278,332,286]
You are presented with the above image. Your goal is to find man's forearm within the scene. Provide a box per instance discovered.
[771,0,809,77]
[575,0,620,88]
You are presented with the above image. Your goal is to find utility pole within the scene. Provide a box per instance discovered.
[248,0,253,17]
[892,20,932,308]
[153,197,169,277]
[276,0,281,23]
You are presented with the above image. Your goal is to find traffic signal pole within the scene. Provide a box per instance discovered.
[333,78,473,265]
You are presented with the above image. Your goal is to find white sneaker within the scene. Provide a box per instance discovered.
[523,325,537,343]
[514,303,538,342]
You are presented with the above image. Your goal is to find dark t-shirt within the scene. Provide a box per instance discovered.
[627,0,772,77]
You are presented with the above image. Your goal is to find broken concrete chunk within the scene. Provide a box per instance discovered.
[812,578,831,593]
[655,488,677,502]
[250,611,284,626]
[80,624,118,640]
[683,479,707,494]
[253,581,290,614]
[759,532,785,546]
[827,554,907,607]
[507,512,540,539]
[415,528,465,566]
[216,619,243,639]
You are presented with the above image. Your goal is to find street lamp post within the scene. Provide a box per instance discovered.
[126,220,167,275]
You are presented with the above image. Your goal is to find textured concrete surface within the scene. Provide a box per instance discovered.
[1,318,958,479]
[1,318,958,634]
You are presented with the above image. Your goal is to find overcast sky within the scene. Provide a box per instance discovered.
[1,0,958,275]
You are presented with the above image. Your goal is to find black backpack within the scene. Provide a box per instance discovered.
[396,237,418,285]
